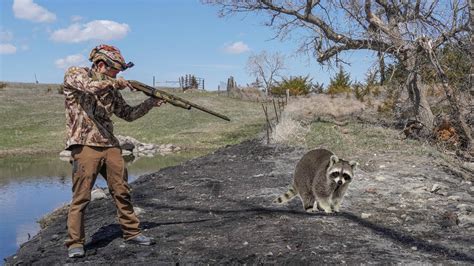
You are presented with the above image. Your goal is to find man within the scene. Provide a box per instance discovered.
[62,44,163,258]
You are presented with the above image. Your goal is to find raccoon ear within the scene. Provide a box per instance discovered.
[329,155,339,167]
[349,160,359,170]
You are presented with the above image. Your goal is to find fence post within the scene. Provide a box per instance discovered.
[261,103,272,144]
[272,98,279,123]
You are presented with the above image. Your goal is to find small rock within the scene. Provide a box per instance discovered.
[141,144,155,150]
[119,244,125,248]
[51,234,59,241]
[361,213,372,219]
[286,245,291,250]
[462,162,474,171]
[379,164,386,168]
[456,204,472,213]
[375,176,386,181]
[430,184,441,193]
[447,195,461,201]
[365,187,377,194]
[243,241,248,246]
[120,142,135,151]
[59,150,71,157]
[133,207,145,216]
[411,246,418,251]
[458,214,474,227]
[387,207,398,211]
[265,252,273,256]
[439,211,459,228]
[91,188,107,201]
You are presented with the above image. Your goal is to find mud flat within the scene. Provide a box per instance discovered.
[5,139,474,264]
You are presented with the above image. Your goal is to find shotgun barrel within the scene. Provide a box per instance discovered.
[128,80,230,122]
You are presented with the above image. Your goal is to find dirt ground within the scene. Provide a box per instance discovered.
[5,138,474,264]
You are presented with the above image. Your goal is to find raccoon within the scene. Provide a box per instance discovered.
[274,149,357,213]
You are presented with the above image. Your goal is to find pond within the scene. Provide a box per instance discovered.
[0,151,206,261]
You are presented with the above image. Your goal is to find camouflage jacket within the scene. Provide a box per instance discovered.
[63,66,155,150]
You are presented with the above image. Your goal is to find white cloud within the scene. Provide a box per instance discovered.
[0,44,17,54]
[70,15,83,23]
[0,30,14,42]
[223,41,250,54]
[13,0,56,23]
[54,54,87,69]
[50,20,130,43]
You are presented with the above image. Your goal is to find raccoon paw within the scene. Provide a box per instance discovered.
[305,206,315,213]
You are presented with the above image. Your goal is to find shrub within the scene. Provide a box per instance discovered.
[271,75,312,96]
[327,67,352,95]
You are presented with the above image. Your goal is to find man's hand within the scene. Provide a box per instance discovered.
[151,98,166,107]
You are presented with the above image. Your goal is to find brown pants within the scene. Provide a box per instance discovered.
[66,145,141,248]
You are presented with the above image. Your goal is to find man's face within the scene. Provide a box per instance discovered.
[97,61,121,78]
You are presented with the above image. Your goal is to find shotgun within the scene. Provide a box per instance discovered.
[128,80,230,121]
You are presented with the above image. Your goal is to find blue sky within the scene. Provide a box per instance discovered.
[0,0,376,90]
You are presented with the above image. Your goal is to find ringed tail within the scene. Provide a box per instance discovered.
[273,185,298,204]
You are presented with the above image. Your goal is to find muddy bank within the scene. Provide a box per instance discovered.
[5,139,474,264]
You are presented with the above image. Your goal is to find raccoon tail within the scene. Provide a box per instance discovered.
[273,185,298,204]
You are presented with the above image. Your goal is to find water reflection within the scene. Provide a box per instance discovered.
[0,151,206,261]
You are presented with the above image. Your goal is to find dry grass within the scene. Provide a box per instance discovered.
[269,94,446,163]
[269,94,367,145]
[271,114,310,146]
[284,94,366,122]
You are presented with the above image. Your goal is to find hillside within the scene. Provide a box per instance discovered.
[0,82,266,157]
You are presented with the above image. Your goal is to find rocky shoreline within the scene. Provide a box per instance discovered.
[5,139,474,264]
[59,135,182,162]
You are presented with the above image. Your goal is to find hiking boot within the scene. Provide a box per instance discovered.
[126,234,155,246]
[68,246,85,258]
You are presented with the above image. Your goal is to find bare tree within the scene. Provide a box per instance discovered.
[246,51,285,95]
[205,0,472,151]
[470,0,474,106]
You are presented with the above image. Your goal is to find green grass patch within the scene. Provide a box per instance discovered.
[0,87,266,156]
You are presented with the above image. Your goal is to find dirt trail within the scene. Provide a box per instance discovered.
[5,138,474,264]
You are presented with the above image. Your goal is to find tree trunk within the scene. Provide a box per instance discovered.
[404,57,434,136]
[414,36,474,152]
[470,0,474,97]
[469,0,474,142]
[378,51,385,85]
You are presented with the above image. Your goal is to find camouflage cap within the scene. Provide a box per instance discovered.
[89,44,134,71]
